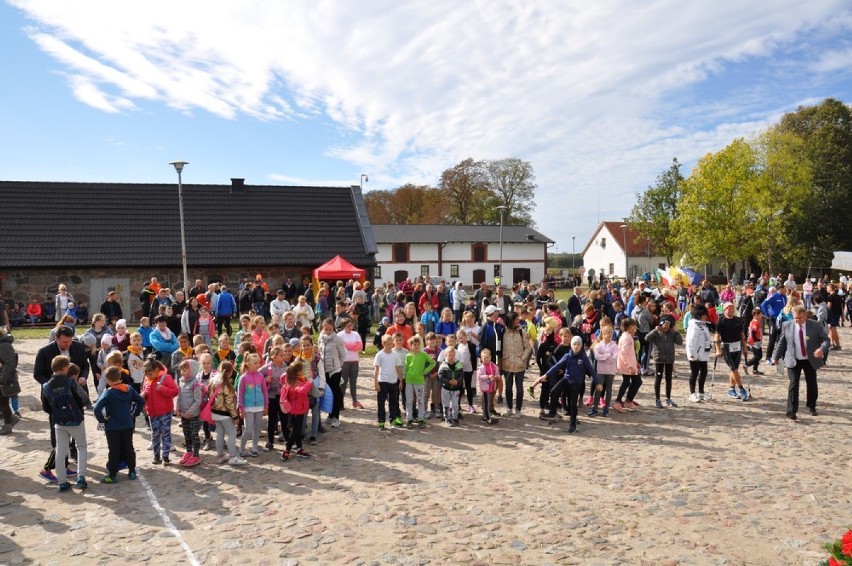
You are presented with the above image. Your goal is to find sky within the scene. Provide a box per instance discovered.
[1,1,851,253]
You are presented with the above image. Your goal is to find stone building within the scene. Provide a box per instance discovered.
[0,179,376,321]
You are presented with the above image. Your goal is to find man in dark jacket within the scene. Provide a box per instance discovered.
[99,291,123,323]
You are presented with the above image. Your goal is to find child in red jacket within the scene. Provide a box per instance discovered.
[141,358,179,465]
[279,361,313,461]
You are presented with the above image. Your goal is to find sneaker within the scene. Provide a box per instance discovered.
[468,405,477,413]
[58,482,71,492]
[330,418,340,428]
[249,449,259,458]
[698,393,706,401]
[153,455,162,465]
[377,422,386,430]
[101,475,118,484]
[353,401,364,409]
[602,408,609,417]
[162,458,171,466]
[480,416,491,423]
[13,411,21,418]
[425,412,434,419]
[280,450,290,461]
[263,443,273,452]
[505,408,514,416]
[612,401,626,413]
[514,411,522,418]
[752,369,764,376]
[229,456,247,466]
[655,399,664,409]
[65,467,78,477]
[318,425,328,434]
[296,449,311,459]
[727,388,738,398]
[629,401,641,409]
[584,396,594,407]
[185,455,202,467]
[128,471,138,481]
[406,420,414,428]
[567,424,577,434]
[179,451,192,465]
[417,419,426,427]
[587,408,598,417]
[392,417,403,427]
[309,436,318,444]
[689,393,700,403]
[527,386,536,399]
[739,388,748,401]
[75,476,88,489]
[491,409,502,417]
[216,454,230,464]
[666,398,678,407]
[38,469,58,483]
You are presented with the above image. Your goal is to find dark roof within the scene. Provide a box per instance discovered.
[0,181,377,268]
[580,221,658,257]
[372,224,554,244]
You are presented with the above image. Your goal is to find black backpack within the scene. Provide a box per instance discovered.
[42,379,83,426]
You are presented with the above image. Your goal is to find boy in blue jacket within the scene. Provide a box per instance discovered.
[94,366,145,483]
[542,336,601,434]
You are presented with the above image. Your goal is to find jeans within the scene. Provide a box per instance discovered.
[441,389,461,421]
[481,392,492,420]
[654,363,674,400]
[252,302,266,318]
[55,423,87,484]
[503,371,525,411]
[637,332,649,371]
[688,361,708,394]
[213,414,238,458]
[302,400,321,439]
[377,381,400,423]
[105,428,135,476]
[615,374,642,402]
[240,410,263,452]
[149,413,173,459]
[405,382,425,422]
[341,362,359,404]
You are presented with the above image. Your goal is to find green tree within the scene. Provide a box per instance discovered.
[439,158,490,224]
[483,158,537,226]
[628,158,683,265]
[364,184,447,224]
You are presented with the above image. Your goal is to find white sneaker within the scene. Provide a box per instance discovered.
[330,418,340,428]
[689,393,699,403]
[216,454,230,464]
[514,411,522,418]
[229,456,247,466]
[698,393,706,401]
[505,408,514,416]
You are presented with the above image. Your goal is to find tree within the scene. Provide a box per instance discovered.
[628,158,683,265]
[483,158,537,226]
[439,158,491,224]
[364,184,447,224]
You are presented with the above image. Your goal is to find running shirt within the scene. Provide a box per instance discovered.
[716,315,744,344]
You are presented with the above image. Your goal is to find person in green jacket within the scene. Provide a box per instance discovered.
[403,336,436,427]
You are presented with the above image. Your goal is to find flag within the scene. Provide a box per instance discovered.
[679,267,702,285]
[657,268,675,287]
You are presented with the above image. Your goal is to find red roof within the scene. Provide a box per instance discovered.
[581,221,658,257]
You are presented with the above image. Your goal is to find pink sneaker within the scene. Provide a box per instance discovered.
[183,455,201,467]
[468,405,477,414]
[630,401,641,409]
[179,451,191,465]
[584,396,594,407]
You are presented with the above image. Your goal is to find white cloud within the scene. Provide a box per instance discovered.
[8,0,852,246]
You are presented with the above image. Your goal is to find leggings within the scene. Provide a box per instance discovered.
[341,361,359,404]
[284,413,306,451]
[745,346,763,371]
[181,416,201,457]
[539,379,551,411]
[503,371,525,411]
[615,374,642,402]
[481,392,492,420]
[462,371,475,406]
[213,415,238,458]
[654,363,674,400]
[267,397,283,445]
[688,360,708,394]
[326,371,343,420]
[240,410,263,452]
[592,374,615,409]
[149,413,173,459]
[548,379,582,426]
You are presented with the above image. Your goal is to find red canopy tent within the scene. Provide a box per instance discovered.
[312,255,366,295]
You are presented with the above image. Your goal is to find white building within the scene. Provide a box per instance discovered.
[582,221,667,282]
[372,225,554,287]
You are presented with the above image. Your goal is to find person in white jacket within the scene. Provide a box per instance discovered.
[685,305,713,402]
[452,282,468,324]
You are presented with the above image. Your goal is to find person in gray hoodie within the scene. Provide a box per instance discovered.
[318,318,347,428]
[632,295,655,375]
[645,315,683,408]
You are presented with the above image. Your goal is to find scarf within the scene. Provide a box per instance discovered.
[217,347,232,360]
[154,327,174,341]
[127,345,144,357]
[179,346,193,358]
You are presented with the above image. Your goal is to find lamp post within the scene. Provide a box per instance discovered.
[496,205,508,285]
[169,161,189,294]
[620,224,628,283]
[571,235,575,281]
[360,173,369,191]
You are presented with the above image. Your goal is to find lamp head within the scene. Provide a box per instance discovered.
[170,161,189,174]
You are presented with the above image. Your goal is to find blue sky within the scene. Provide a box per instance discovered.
[2,1,851,253]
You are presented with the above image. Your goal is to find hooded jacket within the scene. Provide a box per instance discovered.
[93,383,144,431]
[645,326,683,364]
[141,370,179,417]
[544,348,599,387]
[685,319,713,362]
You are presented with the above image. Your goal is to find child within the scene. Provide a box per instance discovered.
[645,316,683,408]
[403,336,436,427]
[138,317,153,354]
[590,326,618,417]
[542,336,601,434]
[96,334,115,392]
[374,334,403,429]
[435,308,458,342]
[281,312,300,343]
[279,361,313,461]
[214,333,236,368]
[99,350,130,396]
[170,333,196,378]
[423,333,442,419]
[250,316,269,358]
[176,360,203,467]
[196,353,218,449]
[455,330,476,413]
[165,307,182,337]
[125,332,146,394]
[112,319,130,352]
[613,318,642,413]
[438,346,464,426]
[197,307,216,347]
[743,309,764,376]
[685,305,712,402]
[93,366,145,483]
[374,317,390,348]
[298,336,323,444]
[391,333,409,421]
[420,302,439,333]
[209,361,245,465]
[263,322,280,358]
[41,355,90,491]
[140,358,179,465]
[237,353,269,458]
[262,346,288,451]
[476,348,499,424]
[234,314,252,346]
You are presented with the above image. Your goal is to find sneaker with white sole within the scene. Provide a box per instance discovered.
[505,408,514,416]
[666,398,677,407]
[698,393,706,401]
[330,418,340,428]
[216,454,230,464]
[689,393,700,403]
[229,456,247,466]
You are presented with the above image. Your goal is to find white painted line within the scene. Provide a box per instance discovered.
[137,472,201,566]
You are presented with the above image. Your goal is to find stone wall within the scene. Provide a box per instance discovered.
[0,265,317,321]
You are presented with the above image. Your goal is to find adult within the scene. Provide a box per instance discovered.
[761,286,788,360]
[172,290,187,318]
[270,290,291,320]
[492,286,513,316]
[337,318,364,409]
[771,305,829,419]
[714,302,748,401]
[0,321,21,435]
[33,326,90,477]
[333,301,353,332]
[188,279,206,299]
[452,282,468,324]
[825,284,843,350]
[99,291,123,323]
[282,277,297,302]
[292,295,315,330]
[472,282,489,320]
[180,296,201,339]
[216,285,237,336]
[567,287,583,320]
[318,318,347,428]
[802,278,814,311]
[500,312,531,417]
[698,280,719,307]
[251,275,269,318]
[238,282,254,315]
[54,284,75,322]
[783,273,797,293]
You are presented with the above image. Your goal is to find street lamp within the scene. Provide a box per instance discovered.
[620,224,628,283]
[571,235,575,281]
[496,205,508,285]
[360,173,368,191]
[169,161,189,294]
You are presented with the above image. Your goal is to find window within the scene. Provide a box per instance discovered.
[609,263,615,275]
[392,243,409,263]
[472,243,487,262]
[600,237,607,249]
[420,265,430,277]
[450,264,459,277]
[472,269,486,284]
[658,263,666,270]
[374,266,382,279]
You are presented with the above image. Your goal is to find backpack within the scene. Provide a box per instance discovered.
[42,379,83,426]
[190,378,210,406]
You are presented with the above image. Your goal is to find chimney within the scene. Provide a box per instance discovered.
[230,178,245,193]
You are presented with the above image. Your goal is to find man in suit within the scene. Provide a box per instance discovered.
[770,305,830,420]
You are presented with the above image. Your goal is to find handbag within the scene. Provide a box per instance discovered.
[199,384,223,425]
[0,381,21,397]
[310,376,322,398]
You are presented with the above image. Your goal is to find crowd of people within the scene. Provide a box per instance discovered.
[0,269,845,491]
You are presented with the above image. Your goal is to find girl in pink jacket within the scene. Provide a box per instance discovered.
[590,325,618,417]
[613,318,642,413]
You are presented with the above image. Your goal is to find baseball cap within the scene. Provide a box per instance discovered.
[484,305,499,315]
[658,315,675,327]
[722,301,734,309]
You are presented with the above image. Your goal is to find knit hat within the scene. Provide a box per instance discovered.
[101,334,114,346]
[116,319,127,329]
